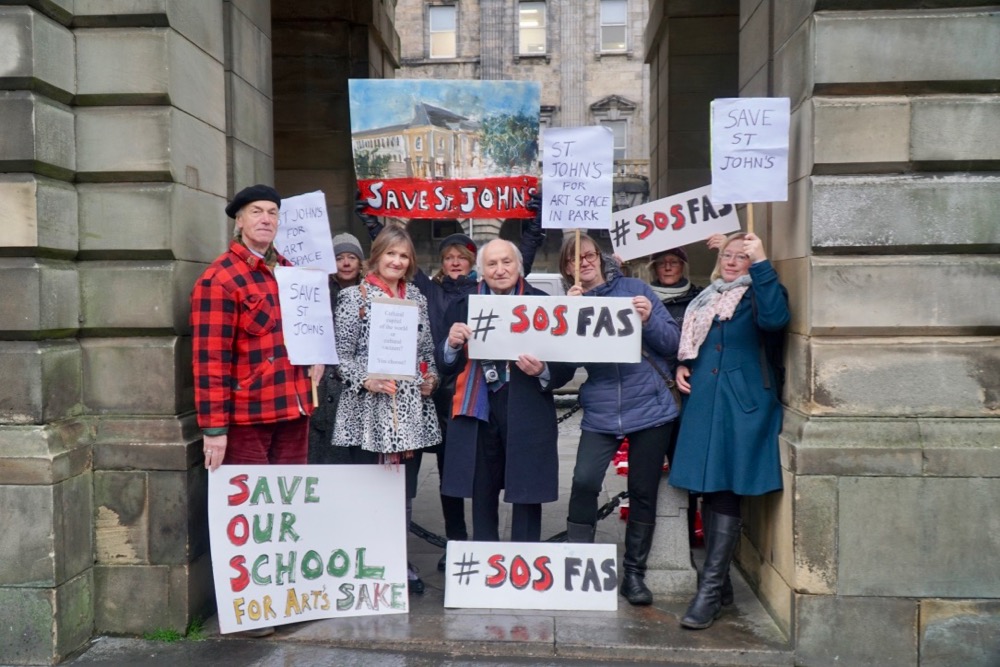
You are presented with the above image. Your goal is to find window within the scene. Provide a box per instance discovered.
[429,5,457,58]
[600,0,627,52]
[603,120,627,160]
[519,2,546,55]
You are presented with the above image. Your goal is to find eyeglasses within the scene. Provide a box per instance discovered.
[566,251,599,266]
[658,260,682,268]
[720,252,750,263]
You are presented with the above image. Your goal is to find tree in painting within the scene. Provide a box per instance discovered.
[479,112,539,175]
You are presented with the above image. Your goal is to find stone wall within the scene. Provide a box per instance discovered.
[647,1,1000,664]
[0,1,399,663]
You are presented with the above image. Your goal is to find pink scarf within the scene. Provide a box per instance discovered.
[677,276,751,361]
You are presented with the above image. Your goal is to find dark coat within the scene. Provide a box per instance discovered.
[668,261,790,496]
[577,276,681,436]
[435,285,575,504]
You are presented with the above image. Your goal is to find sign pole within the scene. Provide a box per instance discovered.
[746,202,755,235]
[574,229,581,286]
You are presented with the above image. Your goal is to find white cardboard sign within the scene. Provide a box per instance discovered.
[466,295,640,364]
[609,185,742,261]
[277,190,337,273]
[208,465,408,634]
[710,97,791,204]
[366,297,419,380]
[274,266,338,365]
[542,126,615,229]
[443,541,618,611]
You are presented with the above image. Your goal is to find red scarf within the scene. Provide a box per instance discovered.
[365,272,406,299]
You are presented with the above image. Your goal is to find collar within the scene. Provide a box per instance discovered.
[365,272,406,299]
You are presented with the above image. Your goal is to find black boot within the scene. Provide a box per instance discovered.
[619,521,655,606]
[698,506,734,606]
[566,521,596,543]
[681,513,740,629]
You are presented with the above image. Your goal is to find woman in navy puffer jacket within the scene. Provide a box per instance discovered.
[560,233,681,607]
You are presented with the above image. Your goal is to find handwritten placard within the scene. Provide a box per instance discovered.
[465,295,640,364]
[277,191,337,273]
[542,126,614,229]
[367,297,419,380]
[609,185,741,261]
[710,97,790,204]
[208,465,408,633]
[274,266,338,365]
[444,541,618,611]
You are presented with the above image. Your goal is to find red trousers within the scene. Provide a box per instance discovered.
[223,417,309,465]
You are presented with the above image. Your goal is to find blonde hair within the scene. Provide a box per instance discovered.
[558,233,602,286]
[433,242,476,281]
[710,232,748,282]
[368,225,418,282]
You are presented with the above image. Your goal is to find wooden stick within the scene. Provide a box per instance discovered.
[311,377,319,408]
[746,202,755,235]
[574,229,581,285]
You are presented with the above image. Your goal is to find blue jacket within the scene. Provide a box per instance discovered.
[668,260,790,496]
[577,275,681,436]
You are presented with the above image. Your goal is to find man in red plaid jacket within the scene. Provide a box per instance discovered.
[191,184,322,474]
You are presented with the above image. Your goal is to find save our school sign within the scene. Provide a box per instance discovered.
[466,295,640,364]
[208,465,408,633]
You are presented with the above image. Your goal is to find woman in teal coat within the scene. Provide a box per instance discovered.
[668,232,789,630]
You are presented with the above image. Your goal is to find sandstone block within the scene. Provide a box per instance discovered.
[0,174,77,255]
[74,0,224,61]
[0,340,82,425]
[920,599,1000,667]
[230,0,271,38]
[0,6,75,101]
[0,420,92,485]
[791,474,836,595]
[0,571,94,666]
[0,91,75,179]
[795,594,917,667]
[813,96,910,165]
[738,0,769,90]
[0,258,79,336]
[77,27,225,130]
[78,182,228,263]
[76,106,226,195]
[772,19,813,111]
[81,336,192,415]
[812,174,1000,250]
[229,139,276,196]
[227,3,272,95]
[227,74,273,154]
[94,557,212,635]
[912,95,1000,162]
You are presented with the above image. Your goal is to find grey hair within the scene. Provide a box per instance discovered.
[476,239,524,277]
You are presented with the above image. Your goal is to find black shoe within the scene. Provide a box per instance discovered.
[681,514,741,630]
[619,571,653,606]
[437,553,447,572]
[621,521,656,605]
[408,576,425,595]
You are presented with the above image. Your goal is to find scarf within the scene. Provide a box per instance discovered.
[677,274,752,361]
[649,279,691,303]
[452,277,527,421]
[364,272,406,299]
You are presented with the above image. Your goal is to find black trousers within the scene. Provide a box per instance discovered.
[472,385,542,542]
[567,422,674,526]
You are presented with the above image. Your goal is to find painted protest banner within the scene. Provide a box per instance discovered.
[348,79,540,219]
[274,267,338,365]
[367,297,419,380]
[542,126,614,229]
[443,541,618,611]
[208,465,408,634]
[277,191,336,274]
[609,185,741,262]
[710,97,791,204]
[465,295,640,364]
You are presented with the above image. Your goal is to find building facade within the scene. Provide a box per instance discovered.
[645,1,1000,664]
[395,0,653,269]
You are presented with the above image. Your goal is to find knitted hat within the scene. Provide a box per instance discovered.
[652,247,688,264]
[225,184,281,219]
[332,233,365,260]
[438,233,477,255]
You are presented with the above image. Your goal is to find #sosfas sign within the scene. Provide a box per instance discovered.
[609,185,741,262]
[465,295,640,364]
[208,465,409,634]
[710,97,790,204]
[444,541,618,611]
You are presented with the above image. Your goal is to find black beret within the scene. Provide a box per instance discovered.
[438,233,477,255]
[225,184,282,219]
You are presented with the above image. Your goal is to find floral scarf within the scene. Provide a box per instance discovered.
[677,274,752,361]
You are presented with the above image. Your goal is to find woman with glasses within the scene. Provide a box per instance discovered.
[668,232,790,629]
[559,233,681,607]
